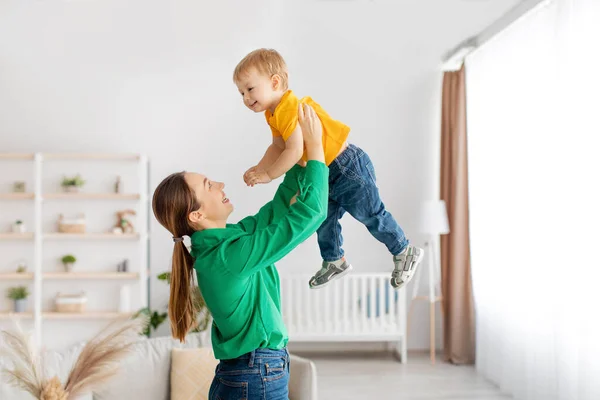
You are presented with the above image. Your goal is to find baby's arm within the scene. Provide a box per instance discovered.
[265,126,304,180]
[257,136,285,171]
[246,126,304,186]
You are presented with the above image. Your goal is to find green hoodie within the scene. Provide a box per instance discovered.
[190,161,328,360]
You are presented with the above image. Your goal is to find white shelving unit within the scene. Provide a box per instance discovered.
[0,152,149,347]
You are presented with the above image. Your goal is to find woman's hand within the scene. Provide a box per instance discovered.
[298,103,325,163]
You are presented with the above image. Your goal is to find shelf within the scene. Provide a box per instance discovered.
[43,312,135,320]
[0,152,149,347]
[0,312,33,319]
[0,233,34,240]
[43,193,140,200]
[0,153,34,160]
[44,233,139,240]
[0,272,34,280]
[43,153,140,161]
[0,193,35,200]
[43,272,139,280]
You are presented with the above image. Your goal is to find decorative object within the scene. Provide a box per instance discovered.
[0,314,149,400]
[57,213,86,233]
[112,209,136,234]
[114,176,122,194]
[15,260,27,273]
[6,286,29,313]
[118,285,131,313]
[11,220,26,233]
[61,254,77,272]
[13,181,26,193]
[61,174,86,192]
[55,292,87,313]
[410,199,450,364]
[116,259,129,272]
[171,348,219,400]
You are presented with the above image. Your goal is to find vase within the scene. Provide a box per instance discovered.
[65,185,79,193]
[14,299,26,313]
[12,223,26,233]
[63,262,74,272]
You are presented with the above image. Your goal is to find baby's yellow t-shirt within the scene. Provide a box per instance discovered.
[264,90,350,166]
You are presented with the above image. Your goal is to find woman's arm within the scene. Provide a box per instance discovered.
[223,161,327,278]
[234,164,302,234]
[224,104,326,277]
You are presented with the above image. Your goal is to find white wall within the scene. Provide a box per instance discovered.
[0,0,515,351]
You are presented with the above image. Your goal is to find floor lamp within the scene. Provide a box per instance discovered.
[409,200,449,364]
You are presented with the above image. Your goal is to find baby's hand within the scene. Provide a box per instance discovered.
[243,166,257,185]
[246,170,272,186]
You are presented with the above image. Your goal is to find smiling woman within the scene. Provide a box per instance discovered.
[151,104,327,400]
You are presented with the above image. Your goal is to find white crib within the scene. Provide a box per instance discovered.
[280,273,408,363]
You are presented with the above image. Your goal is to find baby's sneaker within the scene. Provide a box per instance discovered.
[390,246,424,289]
[308,258,353,289]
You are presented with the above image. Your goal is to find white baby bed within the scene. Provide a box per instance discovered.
[280,273,408,363]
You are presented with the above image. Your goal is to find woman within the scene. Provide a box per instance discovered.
[152,104,327,399]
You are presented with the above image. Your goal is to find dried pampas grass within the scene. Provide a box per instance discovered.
[1,314,148,400]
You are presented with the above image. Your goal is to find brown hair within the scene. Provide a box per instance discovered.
[152,172,200,342]
[233,48,289,91]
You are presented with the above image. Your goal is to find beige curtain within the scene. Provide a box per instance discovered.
[440,64,475,365]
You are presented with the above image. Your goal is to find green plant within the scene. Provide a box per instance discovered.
[15,220,23,225]
[16,265,27,273]
[7,286,29,300]
[61,254,77,264]
[61,174,86,187]
[133,307,168,337]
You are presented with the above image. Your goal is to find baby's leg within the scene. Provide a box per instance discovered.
[308,199,353,289]
[332,145,423,289]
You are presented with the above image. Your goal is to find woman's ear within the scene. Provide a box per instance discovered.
[188,207,205,225]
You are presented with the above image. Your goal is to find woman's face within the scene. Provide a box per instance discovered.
[184,172,233,226]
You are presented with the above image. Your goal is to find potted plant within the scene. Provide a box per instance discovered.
[61,254,77,272]
[16,261,27,273]
[7,286,29,313]
[11,220,26,233]
[61,174,86,193]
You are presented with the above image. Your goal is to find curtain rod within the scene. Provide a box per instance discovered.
[442,0,551,71]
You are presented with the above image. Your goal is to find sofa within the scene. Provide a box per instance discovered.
[0,334,318,400]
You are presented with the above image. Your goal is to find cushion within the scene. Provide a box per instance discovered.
[170,347,219,400]
[93,333,204,400]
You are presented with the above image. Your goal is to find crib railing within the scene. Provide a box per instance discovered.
[280,273,407,361]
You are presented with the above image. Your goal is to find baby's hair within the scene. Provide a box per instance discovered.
[233,48,289,91]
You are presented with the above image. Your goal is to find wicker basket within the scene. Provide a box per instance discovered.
[58,213,86,234]
[55,292,87,313]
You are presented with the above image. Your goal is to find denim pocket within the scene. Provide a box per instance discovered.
[339,162,366,185]
[264,357,287,382]
[215,377,248,400]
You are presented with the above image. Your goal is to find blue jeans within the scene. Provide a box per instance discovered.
[209,348,290,400]
[317,144,409,261]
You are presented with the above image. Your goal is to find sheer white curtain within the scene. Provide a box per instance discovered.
[466,0,600,399]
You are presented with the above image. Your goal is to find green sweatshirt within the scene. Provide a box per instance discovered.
[190,161,328,360]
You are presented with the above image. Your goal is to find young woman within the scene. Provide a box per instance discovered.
[152,104,327,399]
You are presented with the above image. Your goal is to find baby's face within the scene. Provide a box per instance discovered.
[235,68,280,113]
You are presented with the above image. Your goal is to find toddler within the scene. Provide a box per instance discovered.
[234,48,423,289]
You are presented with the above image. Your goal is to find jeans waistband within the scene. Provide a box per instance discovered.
[332,143,362,167]
[226,348,289,367]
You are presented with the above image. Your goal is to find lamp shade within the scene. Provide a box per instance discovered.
[417,200,450,235]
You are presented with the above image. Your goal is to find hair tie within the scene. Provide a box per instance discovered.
[173,236,184,243]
